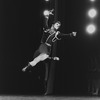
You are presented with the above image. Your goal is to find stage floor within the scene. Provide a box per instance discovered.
[0,96,100,100]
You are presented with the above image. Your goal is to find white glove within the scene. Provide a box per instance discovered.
[72,32,77,36]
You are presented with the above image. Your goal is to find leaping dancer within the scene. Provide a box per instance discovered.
[22,21,76,72]
[22,9,77,72]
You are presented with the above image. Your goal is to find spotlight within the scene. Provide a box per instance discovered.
[88,8,97,18]
[86,24,96,34]
[43,10,50,17]
[43,9,54,18]
[90,0,95,2]
[45,0,49,1]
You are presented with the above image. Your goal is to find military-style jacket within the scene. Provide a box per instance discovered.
[41,28,61,46]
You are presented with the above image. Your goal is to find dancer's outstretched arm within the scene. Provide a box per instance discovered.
[57,31,77,39]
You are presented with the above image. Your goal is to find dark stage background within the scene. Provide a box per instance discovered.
[0,0,100,96]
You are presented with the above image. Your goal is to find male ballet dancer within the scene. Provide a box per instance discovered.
[22,21,76,72]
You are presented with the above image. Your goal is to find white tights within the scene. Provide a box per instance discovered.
[29,53,49,67]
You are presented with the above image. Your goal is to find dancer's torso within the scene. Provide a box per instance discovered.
[41,29,58,46]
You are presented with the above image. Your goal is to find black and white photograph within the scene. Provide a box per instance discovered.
[0,0,100,100]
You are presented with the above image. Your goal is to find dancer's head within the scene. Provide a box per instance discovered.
[51,21,61,30]
[53,21,61,30]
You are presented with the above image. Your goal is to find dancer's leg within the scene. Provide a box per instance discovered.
[22,53,49,72]
[29,53,49,66]
[48,56,60,60]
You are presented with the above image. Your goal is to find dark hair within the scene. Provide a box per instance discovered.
[53,21,61,25]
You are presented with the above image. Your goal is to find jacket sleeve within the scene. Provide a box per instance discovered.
[57,32,72,39]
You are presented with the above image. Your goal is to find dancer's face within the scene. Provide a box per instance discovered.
[53,22,61,30]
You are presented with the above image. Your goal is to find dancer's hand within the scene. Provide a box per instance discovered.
[71,32,77,36]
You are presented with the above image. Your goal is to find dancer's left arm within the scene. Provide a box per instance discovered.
[56,31,77,40]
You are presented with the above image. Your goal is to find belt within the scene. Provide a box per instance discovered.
[45,43,51,46]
